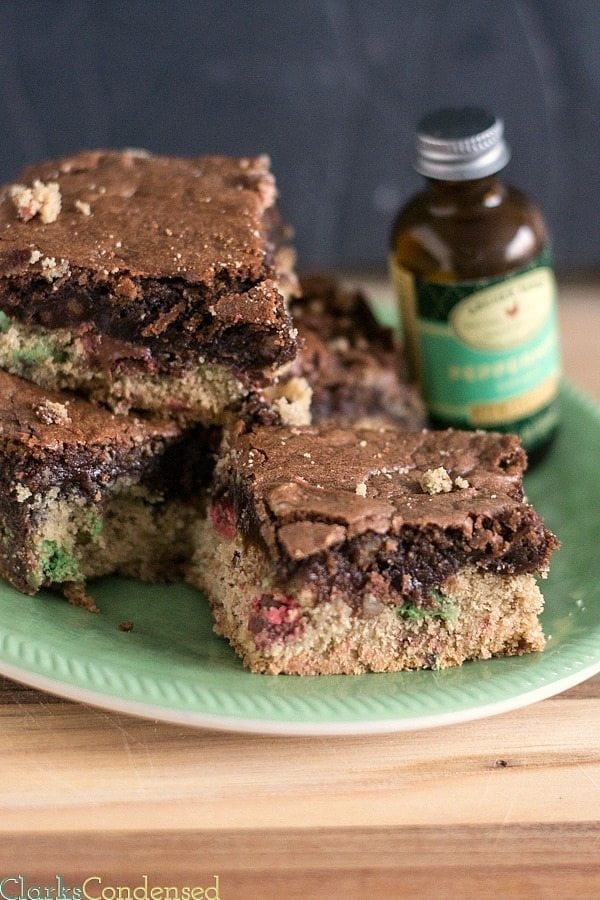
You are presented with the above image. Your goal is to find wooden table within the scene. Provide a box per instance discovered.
[2,280,599,898]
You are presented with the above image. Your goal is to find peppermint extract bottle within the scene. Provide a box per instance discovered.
[390,107,561,459]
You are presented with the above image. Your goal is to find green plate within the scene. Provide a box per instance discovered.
[0,381,598,734]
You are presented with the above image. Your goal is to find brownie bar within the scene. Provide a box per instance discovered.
[0,371,213,605]
[247,274,426,429]
[0,150,298,421]
[188,424,558,674]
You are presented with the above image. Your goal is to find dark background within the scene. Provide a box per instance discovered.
[1,1,598,273]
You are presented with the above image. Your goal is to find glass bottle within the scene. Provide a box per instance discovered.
[390,107,561,458]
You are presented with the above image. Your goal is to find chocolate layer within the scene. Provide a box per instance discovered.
[0,151,297,382]
[0,370,214,494]
[240,274,426,430]
[288,275,425,427]
[213,424,558,605]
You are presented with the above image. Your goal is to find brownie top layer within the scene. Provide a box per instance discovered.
[0,369,178,451]
[0,150,298,378]
[0,150,279,284]
[219,424,558,583]
[0,371,212,593]
[0,369,217,502]
[289,275,425,427]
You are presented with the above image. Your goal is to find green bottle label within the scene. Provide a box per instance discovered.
[392,249,561,450]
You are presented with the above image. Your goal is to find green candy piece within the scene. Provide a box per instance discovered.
[39,540,81,583]
[395,590,458,624]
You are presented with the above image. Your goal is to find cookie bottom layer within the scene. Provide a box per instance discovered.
[188,523,546,675]
[2,480,199,606]
[0,317,245,422]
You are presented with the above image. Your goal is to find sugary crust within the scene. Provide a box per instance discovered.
[0,375,214,510]
[0,369,179,451]
[188,523,545,675]
[216,424,557,576]
[0,150,279,284]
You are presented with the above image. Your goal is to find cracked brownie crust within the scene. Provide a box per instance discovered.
[0,150,298,418]
[216,425,557,601]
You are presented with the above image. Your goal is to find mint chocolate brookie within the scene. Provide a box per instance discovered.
[188,424,558,675]
[0,150,298,423]
[0,370,213,608]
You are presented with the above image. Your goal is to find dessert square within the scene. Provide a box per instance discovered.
[250,274,426,429]
[0,150,298,422]
[0,371,212,608]
[188,424,558,674]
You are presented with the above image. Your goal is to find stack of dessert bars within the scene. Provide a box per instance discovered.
[0,150,556,672]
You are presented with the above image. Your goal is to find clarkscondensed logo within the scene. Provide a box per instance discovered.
[450,267,555,352]
[0,876,220,900]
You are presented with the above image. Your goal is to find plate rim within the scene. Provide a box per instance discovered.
[1,654,598,735]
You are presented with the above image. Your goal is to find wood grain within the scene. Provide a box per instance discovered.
[2,682,599,835]
[1,281,599,896]
[2,825,600,897]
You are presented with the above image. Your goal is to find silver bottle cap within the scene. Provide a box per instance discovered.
[414,107,511,181]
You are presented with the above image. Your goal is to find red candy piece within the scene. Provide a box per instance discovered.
[210,498,236,540]
[248,593,303,647]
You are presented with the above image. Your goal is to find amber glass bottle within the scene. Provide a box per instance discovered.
[390,107,561,458]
